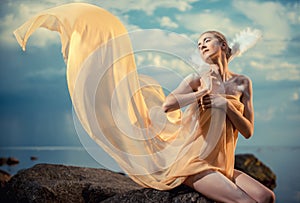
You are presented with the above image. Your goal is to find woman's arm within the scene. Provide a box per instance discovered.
[227,77,254,139]
[162,73,211,113]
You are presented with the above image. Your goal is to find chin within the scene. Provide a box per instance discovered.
[202,57,214,64]
[201,54,212,64]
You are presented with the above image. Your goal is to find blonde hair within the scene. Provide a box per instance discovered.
[200,31,232,60]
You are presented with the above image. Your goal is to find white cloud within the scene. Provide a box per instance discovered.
[250,60,298,70]
[159,16,178,29]
[233,0,290,40]
[136,52,194,75]
[249,60,300,81]
[286,3,300,25]
[249,61,265,70]
[233,0,292,54]
[120,15,141,31]
[265,69,300,81]
[1,0,197,48]
[0,2,63,48]
[176,11,241,38]
[98,0,197,15]
[176,0,299,73]
[2,0,299,85]
[292,92,299,101]
[129,29,197,60]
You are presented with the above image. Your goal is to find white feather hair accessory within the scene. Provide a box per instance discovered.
[229,27,262,62]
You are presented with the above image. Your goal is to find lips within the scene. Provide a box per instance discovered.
[202,49,209,55]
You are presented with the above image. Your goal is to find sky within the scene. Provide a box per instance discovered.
[0,0,299,148]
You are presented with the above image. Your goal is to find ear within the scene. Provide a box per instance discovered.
[221,42,227,50]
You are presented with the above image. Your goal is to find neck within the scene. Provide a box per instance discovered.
[212,54,230,81]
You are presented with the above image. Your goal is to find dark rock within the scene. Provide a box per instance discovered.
[6,157,20,166]
[0,157,20,166]
[2,164,141,203]
[103,185,215,203]
[0,169,11,202]
[0,169,11,188]
[235,154,276,190]
[2,154,276,202]
[30,156,38,161]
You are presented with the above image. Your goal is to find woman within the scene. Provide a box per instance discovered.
[162,31,275,203]
[14,3,275,202]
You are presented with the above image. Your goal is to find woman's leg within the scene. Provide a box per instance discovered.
[233,169,275,203]
[184,170,256,203]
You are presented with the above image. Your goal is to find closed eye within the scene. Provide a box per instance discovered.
[198,37,212,48]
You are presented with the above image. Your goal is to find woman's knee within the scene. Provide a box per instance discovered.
[184,170,256,203]
[256,189,275,203]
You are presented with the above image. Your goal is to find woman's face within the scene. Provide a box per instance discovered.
[197,33,222,64]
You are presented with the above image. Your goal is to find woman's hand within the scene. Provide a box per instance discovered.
[200,94,228,111]
[197,72,216,96]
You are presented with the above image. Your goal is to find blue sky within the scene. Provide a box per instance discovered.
[0,0,299,148]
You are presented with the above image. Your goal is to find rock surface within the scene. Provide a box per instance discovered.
[0,157,20,166]
[1,164,140,203]
[1,154,276,203]
[0,169,11,188]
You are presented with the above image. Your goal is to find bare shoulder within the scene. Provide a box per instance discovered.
[232,73,252,87]
[231,73,252,99]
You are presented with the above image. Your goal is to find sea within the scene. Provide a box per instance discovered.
[0,146,299,203]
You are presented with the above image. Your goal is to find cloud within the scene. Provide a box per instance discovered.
[176,11,241,39]
[129,29,197,60]
[1,0,198,48]
[233,0,294,55]
[98,0,197,15]
[175,0,298,58]
[240,57,300,82]
[136,52,194,76]
[292,92,299,101]
[250,60,298,70]
[254,86,297,122]
[233,0,290,40]
[0,2,64,48]
[265,69,300,81]
[159,16,178,29]
[287,5,300,25]
[120,15,141,31]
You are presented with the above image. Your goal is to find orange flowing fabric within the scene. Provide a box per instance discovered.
[14,3,244,190]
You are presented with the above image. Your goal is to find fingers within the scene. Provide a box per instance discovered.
[203,103,212,109]
[210,75,217,79]
[198,94,227,111]
[202,95,211,105]
[198,103,209,111]
[197,87,211,99]
[198,95,212,111]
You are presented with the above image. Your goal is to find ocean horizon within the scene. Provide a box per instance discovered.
[1,145,299,203]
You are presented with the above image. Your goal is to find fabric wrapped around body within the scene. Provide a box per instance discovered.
[14,3,244,190]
